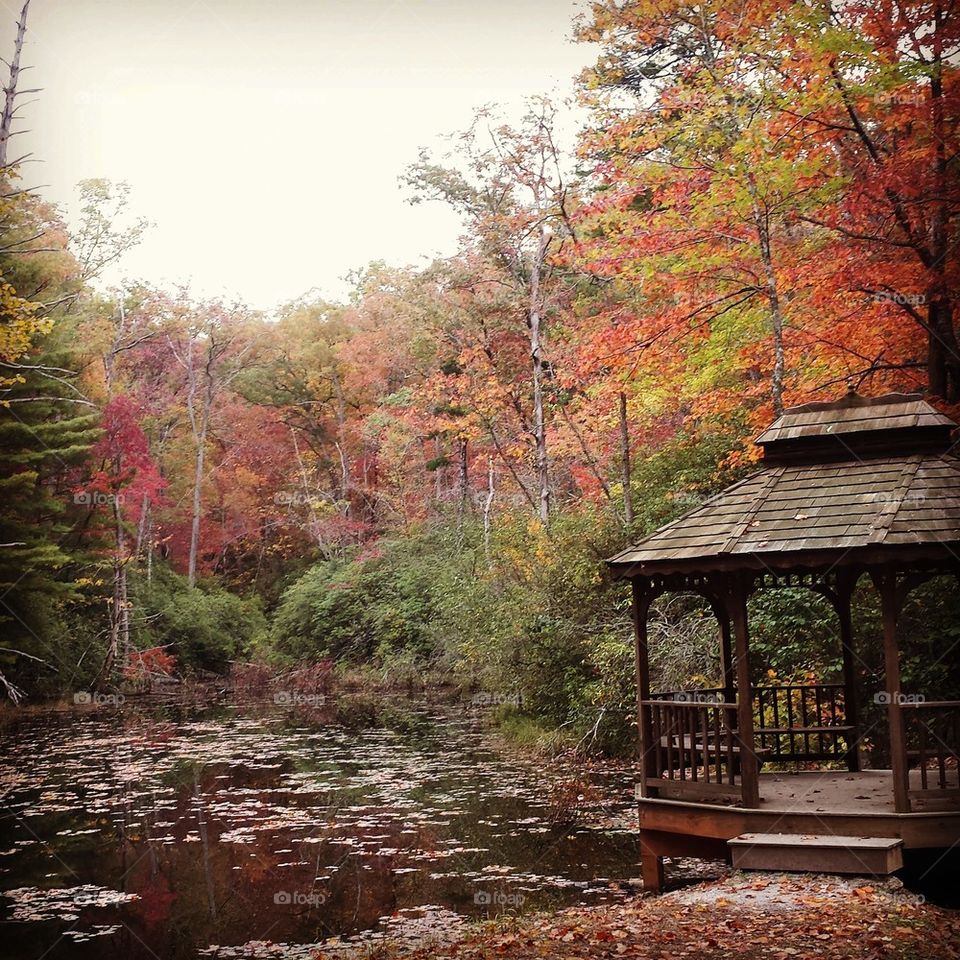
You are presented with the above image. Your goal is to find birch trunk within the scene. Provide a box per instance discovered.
[483,456,495,568]
[619,391,634,527]
[184,337,213,589]
[529,228,550,526]
[457,437,469,535]
[188,412,207,587]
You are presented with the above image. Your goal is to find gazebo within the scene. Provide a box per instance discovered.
[607,391,960,891]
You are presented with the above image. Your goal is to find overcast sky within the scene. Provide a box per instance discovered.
[10,0,590,310]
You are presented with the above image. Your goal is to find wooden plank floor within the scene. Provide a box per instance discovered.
[757,769,959,814]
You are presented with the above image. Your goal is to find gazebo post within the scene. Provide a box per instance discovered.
[835,573,861,772]
[719,615,736,706]
[639,834,664,894]
[729,576,760,808]
[631,578,665,893]
[874,571,911,813]
[706,593,735,706]
[631,579,656,800]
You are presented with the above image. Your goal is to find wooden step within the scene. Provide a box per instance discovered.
[728,832,904,876]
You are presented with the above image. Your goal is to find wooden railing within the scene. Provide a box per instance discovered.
[753,683,854,764]
[903,700,960,807]
[651,687,727,703]
[642,682,857,807]
[642,687,957,811]
[643,697,744,803]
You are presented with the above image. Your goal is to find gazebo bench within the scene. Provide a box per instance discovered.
[659,734,772,773]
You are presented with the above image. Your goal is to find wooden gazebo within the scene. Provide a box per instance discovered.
[607,392,960,891]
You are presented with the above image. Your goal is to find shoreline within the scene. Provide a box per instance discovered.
[307,872,957,960]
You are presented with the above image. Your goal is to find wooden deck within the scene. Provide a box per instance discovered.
[755,769,959,815]
[638,768,960,882]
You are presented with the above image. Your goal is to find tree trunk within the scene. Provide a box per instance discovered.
[750,190,786,417]
[0,0,31,170]
[95,497,128,692]
[529,228,551,526]
[457,436,469,534]
[188,418,206,588]
[114,497,130,672]
[619,391,634,527]
[134,493,150,557]
[332,371,352,513]
[120,562,129,666]
[99,301,132,684]
[483,456,495,568]
[927,299,948,399]
[184,339,213,589]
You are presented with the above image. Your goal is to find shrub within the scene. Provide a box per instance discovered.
[137,565,267,673]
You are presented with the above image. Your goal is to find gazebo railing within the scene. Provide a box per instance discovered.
[643,682,857,807]
[643,697,745,803]
[650,687,727,704]
[650,683,855,763]
[753,683,854,763]
[903,700,960,807]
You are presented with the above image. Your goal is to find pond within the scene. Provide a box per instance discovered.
[0,694,711,959]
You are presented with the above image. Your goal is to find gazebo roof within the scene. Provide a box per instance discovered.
[607,392,960,578]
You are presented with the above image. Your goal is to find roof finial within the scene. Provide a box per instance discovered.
[846,377,857,398]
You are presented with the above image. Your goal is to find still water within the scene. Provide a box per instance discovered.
[0,695,687,959]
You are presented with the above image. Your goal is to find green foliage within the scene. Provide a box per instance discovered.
[897,576,960,700]
[270,527,464,663]
[580,631,637,755]
[0,340,101,692]
[0,598,107,698]
[137,565,267,673]
[749,589,840,680]
[489,704,575,754]
[266,420,754,756]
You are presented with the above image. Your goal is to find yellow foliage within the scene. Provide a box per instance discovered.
[0,276,45,388]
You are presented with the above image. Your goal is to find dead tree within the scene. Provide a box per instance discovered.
[0,1,38,173]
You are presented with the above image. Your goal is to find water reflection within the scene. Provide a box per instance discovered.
[0,696,653,958]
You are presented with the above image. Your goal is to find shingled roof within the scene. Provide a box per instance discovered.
[607,393,960,577]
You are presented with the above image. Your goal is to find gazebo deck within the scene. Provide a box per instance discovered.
[637,769,960,870]
[755,769,959,815]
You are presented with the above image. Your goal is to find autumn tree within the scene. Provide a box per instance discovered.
[576,0,852,422]
[767,0,960,400]
[405,99,579,526]
[84,394,164,686]
[164,297,257,587]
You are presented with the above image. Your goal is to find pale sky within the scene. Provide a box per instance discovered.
[10,0,591,310]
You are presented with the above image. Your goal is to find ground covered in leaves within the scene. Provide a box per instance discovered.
[330,874,960,960]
